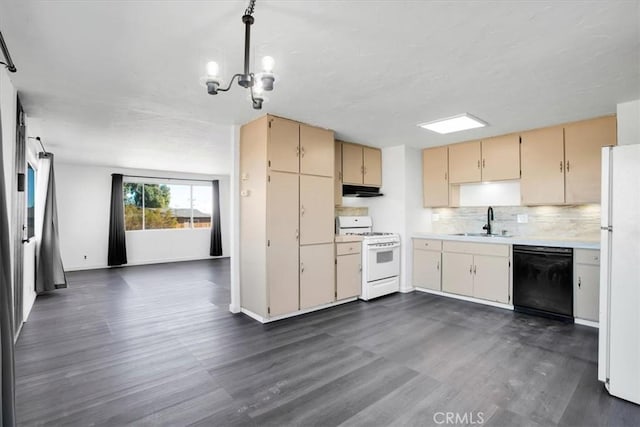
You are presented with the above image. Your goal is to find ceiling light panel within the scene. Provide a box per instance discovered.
[418,113,488,134]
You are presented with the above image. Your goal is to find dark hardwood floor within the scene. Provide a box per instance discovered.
[15,259,640,426]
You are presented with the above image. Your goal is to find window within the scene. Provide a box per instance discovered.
[26,164,35,238]
[123,180,212,231]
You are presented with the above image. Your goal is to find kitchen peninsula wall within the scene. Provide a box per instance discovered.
[430,204,600,241]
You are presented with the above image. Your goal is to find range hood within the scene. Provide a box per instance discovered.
[342,185,384,198]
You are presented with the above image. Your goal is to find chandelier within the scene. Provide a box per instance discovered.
[204,0,275,109]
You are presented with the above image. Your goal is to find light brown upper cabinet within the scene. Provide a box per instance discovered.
[481,134,521,181]
[340,142,382,187]
[520,126,566,205]
[448,136,520,184]
[422,146,449,207]
[521,116,616,205]
[300,124,334,177]
[448,140,481,184]
[363,147,382,186]
[564,116,616,204]
[268,116,333,178]
[268,116,300,174]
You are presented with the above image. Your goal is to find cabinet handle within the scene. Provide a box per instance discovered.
[578,276,581,288]
[437,261,440,270]
[560,161,563,172]
[363,166,367,175]
[295,229,299,240]
[301,205,305,216]
[301,146,305,158]
[444,171,448,181]
[473,265,477,275]
[469,265,473,275]
[477,160,481,169]
[359,264,362,272]
[301,263,304,273]
[296,146,300,157]
[566,161,570,172]
[482,159,485,168]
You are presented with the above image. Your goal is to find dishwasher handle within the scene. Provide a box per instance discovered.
[513,245,573,256]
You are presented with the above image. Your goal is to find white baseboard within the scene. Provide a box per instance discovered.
[64,256,230,272]
[240,297,358,324]
[575,318,599,328]
[414,287,514,311]
[228,303,241,314]
[400,286,415,293]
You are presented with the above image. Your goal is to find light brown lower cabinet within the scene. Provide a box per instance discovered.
[441,241,510,304]
[300,244,336,309]
[574,249,600,322]
[336,241,361,300]
[412,239,442,291]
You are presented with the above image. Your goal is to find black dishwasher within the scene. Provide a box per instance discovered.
[513,245,573,322]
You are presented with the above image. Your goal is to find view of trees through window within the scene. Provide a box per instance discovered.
[123,181,212,231]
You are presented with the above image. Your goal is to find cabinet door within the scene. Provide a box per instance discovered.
[342,143,364,185]
[575,263,600,321]
[363,146,382,186]
[300,124,334,177]
[422,146,449,207]
[442,252,473,296]
[564,116,616,204]
[481,134,520,181]
[448,140,481,184]
[336,253,361,300]
[520,126,565,205]
[335,140,343,205]
[300,244,335,309]
[268,116,299,173]
[413,249,441,291]
[300,175,334,245]
[267,172,299,316]
[473,255,510,304]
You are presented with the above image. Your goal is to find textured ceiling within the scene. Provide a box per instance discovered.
[1,1,639,175]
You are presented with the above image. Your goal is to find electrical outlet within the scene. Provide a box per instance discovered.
[517,214,528,224]
[83,255,87,260]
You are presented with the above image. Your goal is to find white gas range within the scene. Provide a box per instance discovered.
[336,216,401,300]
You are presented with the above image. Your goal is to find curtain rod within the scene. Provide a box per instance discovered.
[119,174,215,183]
[0,30,17,72]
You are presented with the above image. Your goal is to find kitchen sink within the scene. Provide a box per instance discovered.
[450,232,513,238]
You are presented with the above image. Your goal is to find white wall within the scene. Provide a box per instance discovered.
[0,69,17,328]
[617,99,640,145]
[55,163,231,270]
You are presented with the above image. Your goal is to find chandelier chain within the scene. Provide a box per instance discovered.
[245,0,256,16]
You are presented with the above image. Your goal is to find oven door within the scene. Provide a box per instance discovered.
[367,243,400,282]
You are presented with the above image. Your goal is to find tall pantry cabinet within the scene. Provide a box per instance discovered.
[240,115,335,319]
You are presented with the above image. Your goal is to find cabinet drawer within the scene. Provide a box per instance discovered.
[443,241,509,257]
[413,239,442,251]
[336,242,361,256]
[575,249,600,265]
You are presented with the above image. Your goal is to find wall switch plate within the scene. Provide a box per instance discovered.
[517,214,528,224]
[240,189,250,197]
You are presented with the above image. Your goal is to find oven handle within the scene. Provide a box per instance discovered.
[368,243,401,249]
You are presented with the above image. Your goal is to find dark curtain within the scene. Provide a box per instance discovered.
[36,153,67,293]
[0,97,17,426]
[107,174,127,266]
[209,180,222,256]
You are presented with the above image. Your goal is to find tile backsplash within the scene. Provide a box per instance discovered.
[430,204,601,241]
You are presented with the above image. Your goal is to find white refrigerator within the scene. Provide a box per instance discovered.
[598,144,640,405]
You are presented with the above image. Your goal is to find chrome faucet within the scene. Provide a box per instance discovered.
[483,206,494,235]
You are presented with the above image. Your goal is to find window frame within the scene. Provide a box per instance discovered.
[122,178,213,232]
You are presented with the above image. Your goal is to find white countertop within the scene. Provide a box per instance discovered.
[412,232,599,250]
